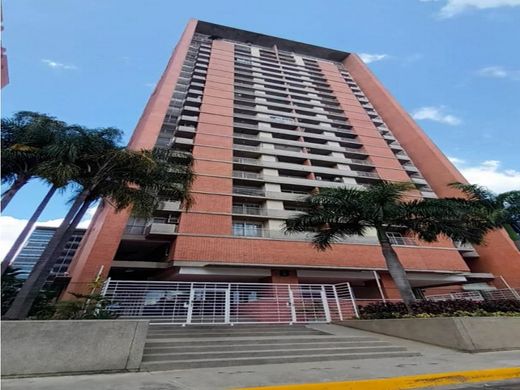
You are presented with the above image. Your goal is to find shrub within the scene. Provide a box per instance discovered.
[358,299,520,319]
[34,292,118,320]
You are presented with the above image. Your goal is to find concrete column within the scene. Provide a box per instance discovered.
[264,183,281,192]
[258,132,272,139]
[262,168,278,177]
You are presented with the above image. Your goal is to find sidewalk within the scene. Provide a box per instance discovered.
[2,324,520,390]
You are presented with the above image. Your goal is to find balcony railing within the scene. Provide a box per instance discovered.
[232,206,264,215]
[232,229,380,244]
[232,171,262,180]
[233,157,259,165]
[233,187,266,196]
[356,171,379,178]
[388,236,418,246]
[145,223,178,237]
[233,143,260,151]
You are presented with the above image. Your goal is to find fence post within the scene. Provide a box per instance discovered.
[332,285,343,321]
[373,271,386,303]
[346,282,359,318]
[100,277,111,296]
[499,276,520,300]
[321,285,331,322]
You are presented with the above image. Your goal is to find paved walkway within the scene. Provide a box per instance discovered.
[3,324,520,390]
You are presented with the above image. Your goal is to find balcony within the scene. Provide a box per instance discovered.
[233,157,260,165]
[232,228,380,244]
[233,186,266,197]
[355,171,379,179]
[157,201,180,212]
[233,171,262,180]
[145,223,178,237]
[455,241,480,258]
[388,236,418,246]
[231,205,305,219]
[411,177,428,185]
[420,191,438,199]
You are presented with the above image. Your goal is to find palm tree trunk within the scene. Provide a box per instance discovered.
[1,175,30,212]
[3,189,91,320]
[1,186,58,276]
[376,228,416,312]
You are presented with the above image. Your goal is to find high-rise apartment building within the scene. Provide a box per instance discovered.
[65,20,519,318]
[10,226,85,279]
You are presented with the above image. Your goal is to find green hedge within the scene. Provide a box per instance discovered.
[358,299,520,319]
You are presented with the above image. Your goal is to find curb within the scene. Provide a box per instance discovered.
[235,367,520,389]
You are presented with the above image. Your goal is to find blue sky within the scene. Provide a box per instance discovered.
[1,0,520,256]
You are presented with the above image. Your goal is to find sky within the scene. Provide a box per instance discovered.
[1,0,520,259]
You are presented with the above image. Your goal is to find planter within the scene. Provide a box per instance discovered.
[337,317,520,352]
[1,320,149,377]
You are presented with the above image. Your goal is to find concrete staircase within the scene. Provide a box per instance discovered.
[140,324,421,371]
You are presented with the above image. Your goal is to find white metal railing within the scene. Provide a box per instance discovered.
[101,280,357,325]
[426,291,485,302]
[388,236,418,246]
[426,288,520,302]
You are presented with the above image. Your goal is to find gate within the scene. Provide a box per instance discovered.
[101,280,357,324]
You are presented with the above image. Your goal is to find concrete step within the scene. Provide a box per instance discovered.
[144,336,377,348]
[146,325,324,333]
[144,340,392,354]
[142,346,408,362]
[148,325,313,331]
[140,351,422,371]
[146,330,324,339]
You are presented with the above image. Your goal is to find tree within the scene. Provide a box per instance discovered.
[453,183,520,241]
[4,146,193,319]
[1,111,66,211]
[285,182,497,310]
[1,267,23,315]
[1,123,121,276]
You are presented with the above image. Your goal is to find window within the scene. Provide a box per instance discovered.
[233,221,263,237]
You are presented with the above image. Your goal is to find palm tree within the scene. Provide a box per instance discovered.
[285,182,496,310]
[4,146,193,320]
[1,267,23,315]
[1,123,121,276]
[453,183,520,243]
[1,111,66,211]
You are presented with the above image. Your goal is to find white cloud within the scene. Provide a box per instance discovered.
[358,53,388,64]
[448,156,466,165]
[411,106,462,126]
[449,157,520,193]
[477,66,520,80]
[0,206,97,263]
[41,59,78,70]
[424,0,520,18]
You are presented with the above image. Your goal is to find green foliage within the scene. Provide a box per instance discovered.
[1,266,59,317]
[358,299,520,319]
[1,112,66,185]
[33,292,118,320]
[1,267,24,315]
[451,183,520,238]
[285,181,498,250]
[85,148,194,217]
[52,293,117,320]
